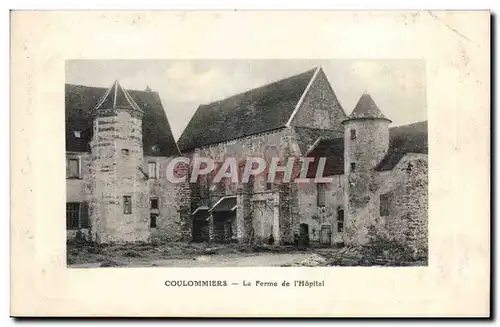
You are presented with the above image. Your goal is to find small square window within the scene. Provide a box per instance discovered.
[350,129,356,140]
[121,149,130,155]
[150,198,159,210]
[150,214,158,228]
[74,131,82,138]
[350,162,356,173]
[148,162,157,179]
[123,196,132,214]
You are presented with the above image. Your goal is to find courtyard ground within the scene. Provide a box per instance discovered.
[67,241,427,268]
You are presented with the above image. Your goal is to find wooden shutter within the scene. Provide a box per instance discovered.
[80,202,89,228]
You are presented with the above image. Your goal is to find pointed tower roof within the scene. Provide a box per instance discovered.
[343,93,391,123]
[91,80,144,114]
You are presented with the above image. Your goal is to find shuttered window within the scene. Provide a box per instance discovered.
[379,192,392,216]
[148,162,157,179]
[66,202,89,229]
[67,158,80,178]
[337,208,344,232]
[317,183,326,207]
[150,213,158,228]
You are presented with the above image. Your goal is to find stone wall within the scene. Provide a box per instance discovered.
[296,175,345,243]
[290,68,347,129]
[368,154,428,255]
[345,153,428,252]
[187,128,303,244]
[343,119,390,245]
[89,110,151,244]
[146,156,191,242]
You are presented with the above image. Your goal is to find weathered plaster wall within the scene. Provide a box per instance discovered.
[66,152,92,240]
[343,119,390,244]
[188,128,302,244]
[368,154,428,254]
[345,154,428,249]
[145,156,191,242]
[297,175,345,243]
[89,110,150,244]
[66,152,91,203]
[250,191,277,243]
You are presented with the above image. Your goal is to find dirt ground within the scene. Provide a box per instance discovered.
[67,241,426,268]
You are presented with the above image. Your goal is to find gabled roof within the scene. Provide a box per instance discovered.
[306,121,428,176]
[177,68,319,151]
[91,80,143,113]
[65,83,179,156]
[375,121,428,171]
[343,93,391,123]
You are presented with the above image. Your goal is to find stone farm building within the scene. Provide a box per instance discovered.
[66,67,428,250]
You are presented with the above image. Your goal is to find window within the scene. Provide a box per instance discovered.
[350,162,356,173]
[150,213,158,228]
[74,131,82,138]
[337,208,344,233]
[66,202,89,230]
[123,196,132,214]
[350,129,356,140]
[379,192,392,216]
[317,183,326,207]
[148,162,157,179]
[150,197,159,210]
[266,182,273,191]
[121,149,130,155]
[67,158,80,179]
[406,162,413,173]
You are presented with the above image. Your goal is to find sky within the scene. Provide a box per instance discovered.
[66,59,426,140]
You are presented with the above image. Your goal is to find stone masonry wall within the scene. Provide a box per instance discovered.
[297,175,345,243]
[345,154,428,251]
[187,128,302,244]
[343,119,390,245]
[90,110,150,244]
[146,156,191,242]
[366,154,428,255]
[290,68,347,130]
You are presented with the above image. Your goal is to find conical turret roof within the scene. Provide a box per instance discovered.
[91,80,144,113]
[343,93,391,123]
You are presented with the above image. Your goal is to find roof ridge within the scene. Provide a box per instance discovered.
[389,120,428,129]
[66,83,160,95]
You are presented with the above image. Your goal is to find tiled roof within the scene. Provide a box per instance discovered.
[293,127,343,155]
[343,93,391,122]
[306,137,345,177]
[177,68,318,151]
[65,83,179,156]
[375,121,428,171]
